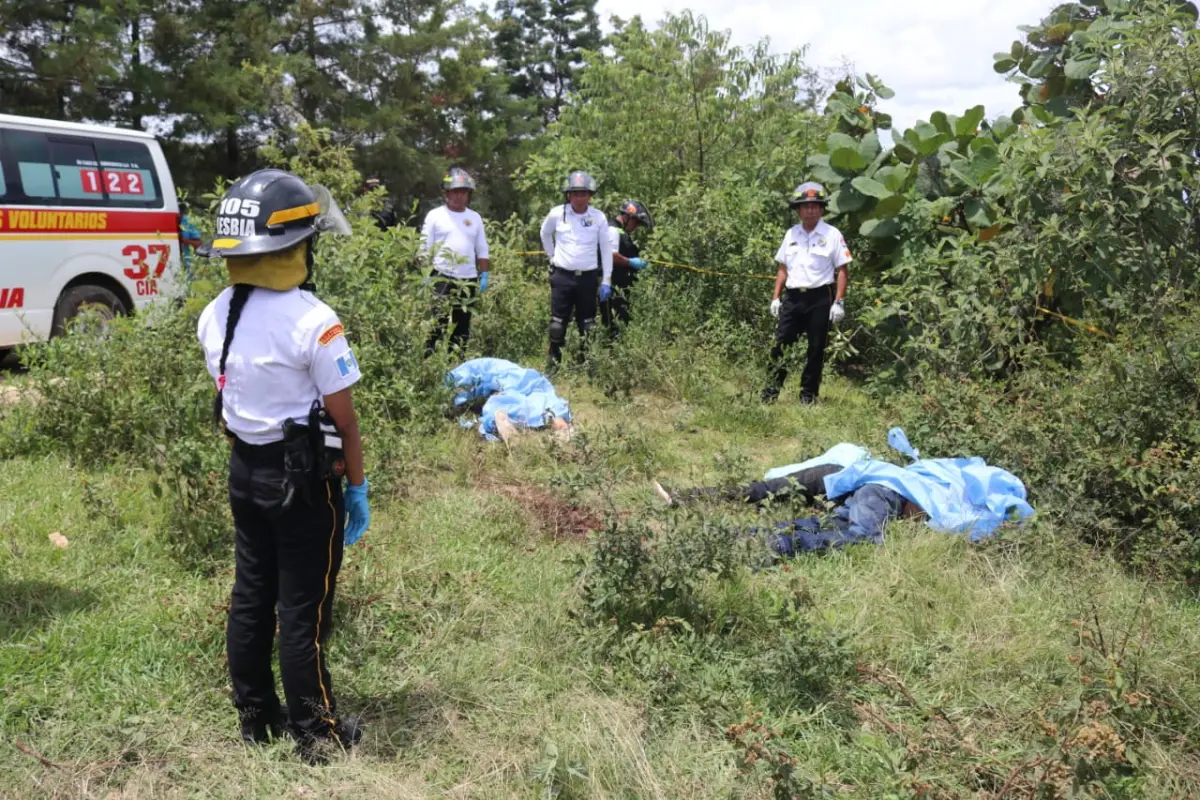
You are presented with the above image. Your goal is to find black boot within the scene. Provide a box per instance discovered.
[294,716,364,765]
[238,707,284,745]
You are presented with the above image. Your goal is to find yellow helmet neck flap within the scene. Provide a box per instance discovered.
[225,244,308,291]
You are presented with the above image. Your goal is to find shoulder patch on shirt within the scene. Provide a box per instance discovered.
[336,351,359,378]
[464,219,472,226]
[317,323,345,347]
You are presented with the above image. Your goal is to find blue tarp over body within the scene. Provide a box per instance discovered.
[447,358,571,441]
[764,428,1034,545]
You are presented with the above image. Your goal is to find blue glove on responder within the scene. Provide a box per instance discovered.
[479,271,489,292]
[344,478,370,546]
[628,258,648,270]
[599,284,613,302]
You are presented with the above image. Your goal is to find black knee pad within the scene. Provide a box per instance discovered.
[549,316,567,344]
[579,316,596,335]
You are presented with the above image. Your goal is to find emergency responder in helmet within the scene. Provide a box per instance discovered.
[360,175,398,231]
[761,180,851,405]
[421,166,490,356]
[196,168,370,765]
[539,170,612,369]
[602,199,653,335]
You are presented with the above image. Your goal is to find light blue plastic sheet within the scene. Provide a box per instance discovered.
[763,443,870,480]
[447,358,571,441]
[822,427,1034,541]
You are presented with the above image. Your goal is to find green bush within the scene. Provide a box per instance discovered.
[898,302,1200,582]
[571,506,857,720]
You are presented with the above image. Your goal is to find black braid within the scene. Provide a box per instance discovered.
[212,283,253,426]
[299,237,317,292]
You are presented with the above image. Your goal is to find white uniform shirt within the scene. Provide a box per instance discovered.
[774,220,852,290]
[539,204,613,284]
[420,205,489,279]
[198,287,362,445]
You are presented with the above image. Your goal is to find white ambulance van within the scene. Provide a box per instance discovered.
[0,114,182,358]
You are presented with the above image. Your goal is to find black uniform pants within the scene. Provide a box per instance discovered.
[425,272,478,356]
[672,464,842,506]
[600,283,633,335]
[548,267,600,367]
[226,440,346,742]
[764,285,834,402]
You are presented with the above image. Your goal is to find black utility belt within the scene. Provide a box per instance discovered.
[277,402,347,510]
[431,269,479,281]
[785,284,834,294]
[553,266,598,276]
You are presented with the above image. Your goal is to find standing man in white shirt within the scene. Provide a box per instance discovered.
[539,170,613,369]
[762,182,851,405]
[422,167,490,356]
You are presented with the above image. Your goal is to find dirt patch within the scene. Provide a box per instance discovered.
[485,479,603,542]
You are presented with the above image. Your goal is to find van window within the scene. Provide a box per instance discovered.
[94,138,161,205]
[50,138,102,201]
[0,127,163,208]
[5,129,56,199]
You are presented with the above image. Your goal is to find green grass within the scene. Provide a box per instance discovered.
[2,372,1199,798]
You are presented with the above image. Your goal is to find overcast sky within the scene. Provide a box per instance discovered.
[594,0,1058,138]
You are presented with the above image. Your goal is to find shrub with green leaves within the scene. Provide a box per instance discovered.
[898,301,1200,582]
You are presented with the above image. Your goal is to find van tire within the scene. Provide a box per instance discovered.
[51,285,129,338]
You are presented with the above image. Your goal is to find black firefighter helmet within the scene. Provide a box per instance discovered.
[617,199,654,229]
[199,169,347,259]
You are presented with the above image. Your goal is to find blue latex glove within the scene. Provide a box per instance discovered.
[599,284,613,302]
[344,478,370,546]
[628,257,648,270]
[478,271,489,292]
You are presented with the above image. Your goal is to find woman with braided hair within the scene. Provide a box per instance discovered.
[196,169,370,764]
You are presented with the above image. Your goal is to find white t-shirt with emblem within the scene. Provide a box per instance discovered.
[774,220,852,290]
[198,287,362,445]
[539,204,614,285]
[420,205,489,279]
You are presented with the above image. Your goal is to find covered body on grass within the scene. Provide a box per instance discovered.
[661,428,1035,556]
[447,358,572,442]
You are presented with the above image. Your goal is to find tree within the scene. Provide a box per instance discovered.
[495,0,601,125]
[0,0,159,124]
[993,0,1199,118]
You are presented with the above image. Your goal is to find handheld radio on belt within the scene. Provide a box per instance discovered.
[281,400,346,509]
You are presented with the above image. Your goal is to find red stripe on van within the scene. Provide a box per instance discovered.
[0,208,179,235]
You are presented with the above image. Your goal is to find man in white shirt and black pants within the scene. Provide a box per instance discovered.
[539,170,613,369]
[762,182,851,405]
[422,167,490,356]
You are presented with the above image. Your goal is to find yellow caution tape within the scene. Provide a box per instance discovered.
[505,250,775,280]
[1036,306,1111,338]
[508,251,1101,338]
[646,258,776,280]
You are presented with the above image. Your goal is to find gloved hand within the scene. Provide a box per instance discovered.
[769,298,782,318]
[478,271,489,292]
[628,257,648,270]
[599,284,613,302]
[344,478,370,546]
[829,299,845,323]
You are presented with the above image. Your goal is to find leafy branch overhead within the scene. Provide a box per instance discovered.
[807,76,1015,264]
